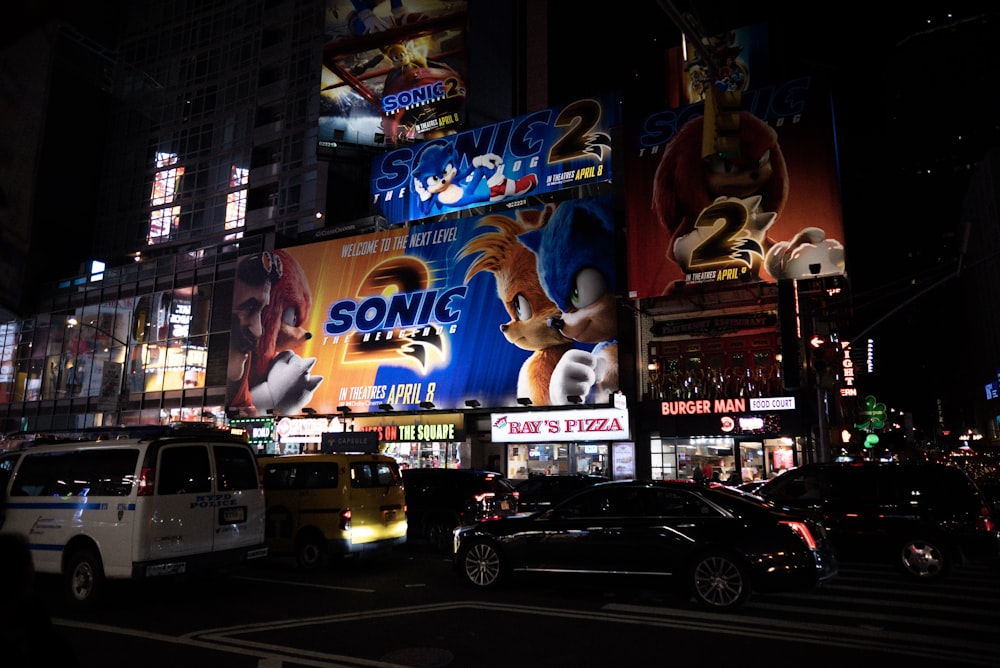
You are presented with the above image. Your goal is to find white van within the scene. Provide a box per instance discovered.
[258,452,407,569]
[0,429,267,605]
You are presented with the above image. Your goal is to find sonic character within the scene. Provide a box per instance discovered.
[411,143,537,217]
[459,206,573,406]
[521,197,618,404]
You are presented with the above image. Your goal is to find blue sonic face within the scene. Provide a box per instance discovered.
[520,196,617,344]
[413,144,459,195]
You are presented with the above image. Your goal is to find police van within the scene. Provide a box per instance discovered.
[258,452,407,569]
[0,427,267,605]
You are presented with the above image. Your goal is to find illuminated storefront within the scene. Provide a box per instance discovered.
[490,405,632,480]
[262,413,469,470]
[641,395,805,483]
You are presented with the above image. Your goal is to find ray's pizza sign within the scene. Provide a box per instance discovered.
[490,408,630,443]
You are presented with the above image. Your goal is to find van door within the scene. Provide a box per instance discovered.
[148,444,214,562]
[348,458,406,548]
[210,443,265,553]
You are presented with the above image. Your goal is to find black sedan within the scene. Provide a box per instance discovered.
[514,473,609,513]
[453,480,838,609]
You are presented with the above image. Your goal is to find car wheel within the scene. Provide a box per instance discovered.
[65,546,105,606]
[427,518,455,552]
[689,551,750,609]
[296,530,327,571]
[899,538,949,580]
[459,540,505,589]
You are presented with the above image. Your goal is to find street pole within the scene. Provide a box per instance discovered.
[67,317,131,425]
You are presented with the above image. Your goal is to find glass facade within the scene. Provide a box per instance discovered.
[649,433,805,483]
[0,242,260,433]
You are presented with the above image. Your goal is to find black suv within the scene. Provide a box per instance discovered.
[402,468,519,551]
[757,461,1000,580]
[514,474,609,513]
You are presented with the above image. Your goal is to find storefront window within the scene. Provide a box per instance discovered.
[738,441,764,482]
[650,434,677,480]
[652,435,737,482]
[384,441,460,470]
[763,437,799,478]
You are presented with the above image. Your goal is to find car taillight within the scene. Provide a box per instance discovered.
[781,520,817,549]
[340,508,352,531]
[976,506,996,533]
[137,467,155,496]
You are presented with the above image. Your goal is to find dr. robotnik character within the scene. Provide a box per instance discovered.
[411,143,537,217]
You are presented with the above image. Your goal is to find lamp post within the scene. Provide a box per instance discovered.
[66,317,132,424]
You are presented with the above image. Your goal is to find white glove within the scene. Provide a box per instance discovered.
[355,8,390,34]
[764,227,845,280]
[548,349,598,404]
[251,350,323,414]
[472,153,503,170]
[412,176,432,201]
[673,195,776,274]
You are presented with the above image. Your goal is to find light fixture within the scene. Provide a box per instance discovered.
[465,399,481,409]
[567,395,583,404]
[378,403,394,411]
[302,407,317,415]
[420,401,435,409]
[337,405,351,414]
[517,397,532,406]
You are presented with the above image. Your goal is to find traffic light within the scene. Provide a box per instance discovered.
[809,336,840,388]
[701,86,742,160]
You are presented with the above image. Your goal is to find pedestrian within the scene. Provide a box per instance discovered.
[0,532,80,668]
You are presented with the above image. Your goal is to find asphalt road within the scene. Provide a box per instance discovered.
[30,541,1000,668]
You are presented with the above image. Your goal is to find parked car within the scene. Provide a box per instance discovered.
[258,452,407,570]
[735,479,767,496]
[402,468,519,551]
[756,461,1000,580]
[515,473,609,513]
[453,479,837,609]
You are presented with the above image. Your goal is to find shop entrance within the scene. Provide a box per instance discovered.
[506,443,609,481]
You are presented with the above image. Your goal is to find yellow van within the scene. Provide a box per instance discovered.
[258,453,407,569]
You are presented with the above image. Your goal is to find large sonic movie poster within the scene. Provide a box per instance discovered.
[371,95,618,226]
[625,76,846,301]
[226,195,618,415]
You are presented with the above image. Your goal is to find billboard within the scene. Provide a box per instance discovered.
[625,76,846,301]
[320,1,469,148]
[227,194,619,415]
[370,95,618,226]
[665,22,771,108]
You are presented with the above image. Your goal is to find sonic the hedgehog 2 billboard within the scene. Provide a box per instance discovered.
[625,76,846,300]
[320,1,469,148]
[227,195,618,416]
[370,95,618,226]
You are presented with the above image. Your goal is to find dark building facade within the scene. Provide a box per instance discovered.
[1,2,996,470]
